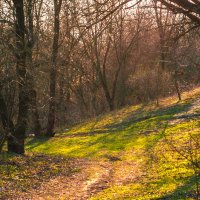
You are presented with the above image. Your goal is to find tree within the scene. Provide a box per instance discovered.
[113,6,143,107]
[158,0,200,25]
[0,87,14,152]
[7,0,30,154]
[154,0,182,102]
[46,0,63,137]
[26,0,42,137]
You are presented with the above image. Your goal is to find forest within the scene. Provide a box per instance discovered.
[0,0,200,199]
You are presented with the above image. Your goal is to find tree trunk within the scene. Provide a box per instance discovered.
[94,64,115,111]
[159,0,200,26]
[31,90,42,136]
[174,75,181,101]
[0,90,14,152]
[27,0,42,137]
[7,0,29,154]
[46,0,62,137]
[102,81,114,111]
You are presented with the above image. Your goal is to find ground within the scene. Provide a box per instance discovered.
[0,88,200,199]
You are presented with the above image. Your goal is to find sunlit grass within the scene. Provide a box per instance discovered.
[2,88,200,199]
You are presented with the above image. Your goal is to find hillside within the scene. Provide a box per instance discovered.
[1,88,200,199]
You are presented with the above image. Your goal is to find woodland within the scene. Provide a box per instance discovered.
[0,0,200,199]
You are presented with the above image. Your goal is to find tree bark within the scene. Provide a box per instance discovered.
[46,0,62,137]
[27,0,42,137]
[7,0,29,154]
[31,90,42,136]
[174,71,182,101]
[159,0,200,25]
[93,62,115,111]
[0,90,15,152]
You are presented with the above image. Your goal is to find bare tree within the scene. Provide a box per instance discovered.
[46,0,62,137]
[157,0,200,26]
[26,0,42,136]
[6,0,30,154]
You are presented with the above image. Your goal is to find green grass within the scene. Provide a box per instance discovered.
[26,101,192,159]
[1,92,200,199]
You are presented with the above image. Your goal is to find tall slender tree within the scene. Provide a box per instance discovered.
[46,0,62,137]
[7,0,30,154]
[26,0,42,137]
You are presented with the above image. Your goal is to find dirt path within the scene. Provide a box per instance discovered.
[23,159,111,200]
[20,158,142,200]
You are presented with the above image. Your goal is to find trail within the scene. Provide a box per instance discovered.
[23,159,111,200]
[20,158,142,200]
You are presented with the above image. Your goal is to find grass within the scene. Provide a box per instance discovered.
[25,101,192,159]
[1,89,200,199]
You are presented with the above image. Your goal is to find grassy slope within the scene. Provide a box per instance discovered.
[2,88,200,199]
[26,88,200,199]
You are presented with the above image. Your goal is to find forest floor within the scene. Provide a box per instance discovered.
[1,87,200,200]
